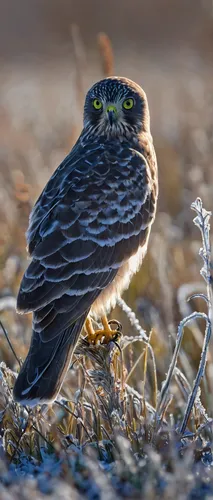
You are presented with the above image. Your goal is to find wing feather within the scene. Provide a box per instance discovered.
[17,138,156,342]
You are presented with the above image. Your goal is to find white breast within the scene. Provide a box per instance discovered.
[90,232,150,320]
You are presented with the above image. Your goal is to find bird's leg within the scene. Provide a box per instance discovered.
[85,316,122,345]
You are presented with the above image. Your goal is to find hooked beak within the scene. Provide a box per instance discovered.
[106,105,117,126]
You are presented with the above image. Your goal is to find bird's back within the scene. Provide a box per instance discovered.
[14,76,158,406]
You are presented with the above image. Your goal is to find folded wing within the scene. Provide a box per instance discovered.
[17,140,156,342]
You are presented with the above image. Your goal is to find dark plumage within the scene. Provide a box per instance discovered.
[13,77,158,406]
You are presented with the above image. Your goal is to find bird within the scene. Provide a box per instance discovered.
[13,76,158,407]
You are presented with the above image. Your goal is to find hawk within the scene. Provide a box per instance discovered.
[13,77,158,406]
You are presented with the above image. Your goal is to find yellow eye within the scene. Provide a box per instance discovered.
[123,98,134,110]
[93,99,103,110]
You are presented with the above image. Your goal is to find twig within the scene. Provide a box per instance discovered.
[177,282,208,350]
[55,400,93,442]
[174,367,191,401]
[150,338,158,409]
[179,198,212,434]
[97,32,114,77]
[142,340,149,401]
[118,299,157,406]
[157,199,212,432]
[117,298,148,341]
[157,311,209,417]
[0,319,21,367]
[179,317,211,435]
[125,348,145,384]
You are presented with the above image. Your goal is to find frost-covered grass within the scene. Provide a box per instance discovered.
[0,198,211,500]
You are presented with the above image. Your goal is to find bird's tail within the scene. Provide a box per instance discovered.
[13,313,87,406]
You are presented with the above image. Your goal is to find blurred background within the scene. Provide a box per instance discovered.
[0,0,213,395]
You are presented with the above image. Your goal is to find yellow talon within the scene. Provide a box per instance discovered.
[85,316,122,345]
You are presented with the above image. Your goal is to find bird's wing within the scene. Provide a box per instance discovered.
[17,140,156,341]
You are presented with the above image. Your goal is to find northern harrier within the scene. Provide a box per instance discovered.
[13,77,158,406]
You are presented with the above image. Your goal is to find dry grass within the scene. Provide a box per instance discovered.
[0,32,212,499]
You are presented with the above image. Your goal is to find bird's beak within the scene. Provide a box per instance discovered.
[106,105,117,126]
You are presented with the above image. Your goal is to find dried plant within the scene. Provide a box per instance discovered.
[97,33,114,77]
[0,197,212,499]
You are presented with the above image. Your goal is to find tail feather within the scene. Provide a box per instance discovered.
[13,312,88,406]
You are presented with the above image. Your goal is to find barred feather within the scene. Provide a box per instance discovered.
[14,76,158,406]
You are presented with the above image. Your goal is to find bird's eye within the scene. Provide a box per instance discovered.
[123,98,134,110]
[93,99,103,110]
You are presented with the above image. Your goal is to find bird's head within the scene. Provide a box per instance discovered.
[83,77,150,140]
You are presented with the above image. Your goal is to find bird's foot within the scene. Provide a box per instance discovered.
[85,316,122,345]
